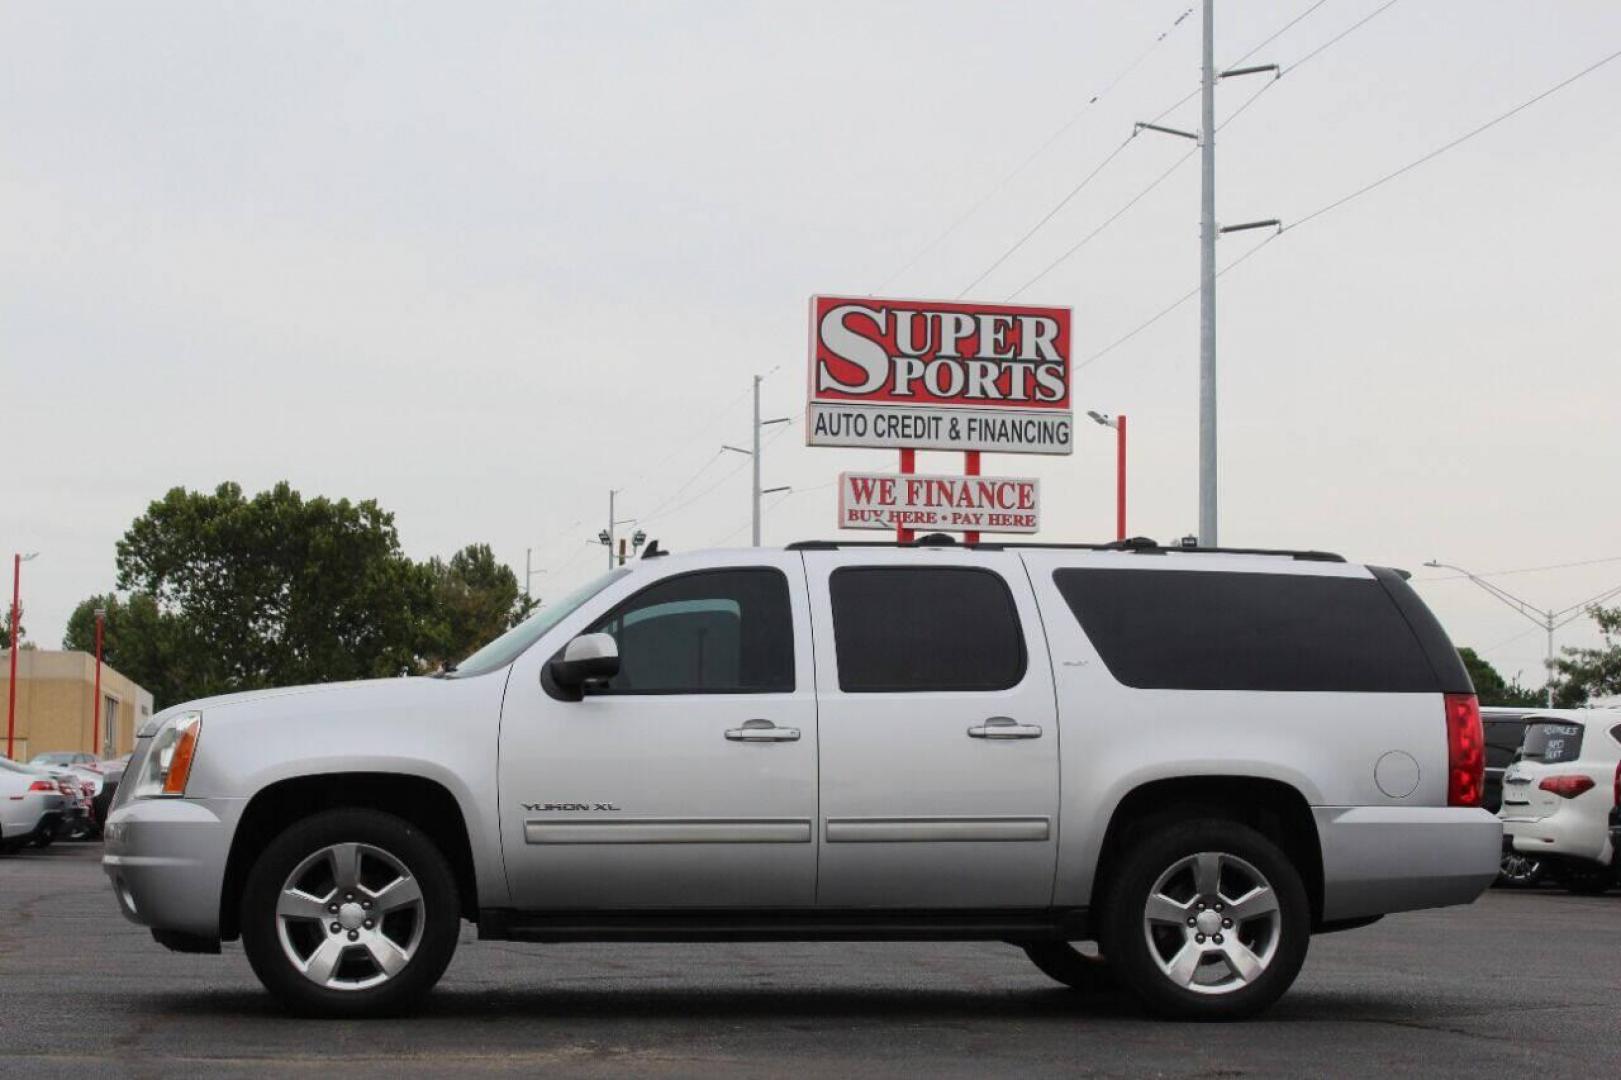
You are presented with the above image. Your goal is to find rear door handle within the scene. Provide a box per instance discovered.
[967,716,1043,740]
[725,719,801,742]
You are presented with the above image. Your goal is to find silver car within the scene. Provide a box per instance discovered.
[105,540,1501,1019]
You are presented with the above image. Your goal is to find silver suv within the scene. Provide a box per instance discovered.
[104,539,1501,1019]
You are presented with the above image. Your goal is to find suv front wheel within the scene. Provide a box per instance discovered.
[240,808,461,1017]
[1099,818,1310,1020]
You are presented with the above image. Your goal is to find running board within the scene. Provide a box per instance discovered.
[478,907,1090,944]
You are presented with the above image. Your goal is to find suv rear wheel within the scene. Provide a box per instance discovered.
[240,808,460,1017]
[1099,818,1309,1020]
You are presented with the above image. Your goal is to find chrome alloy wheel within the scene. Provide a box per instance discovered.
[275,842,426,991]
[1142,851,1281,996]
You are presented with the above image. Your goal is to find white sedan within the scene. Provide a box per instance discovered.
[1499,710,1621,893]
[0,757,69,853]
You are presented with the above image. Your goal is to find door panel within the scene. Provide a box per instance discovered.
[498,554,819,909]
[805,551,1061,908]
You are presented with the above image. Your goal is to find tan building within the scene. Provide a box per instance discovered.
[0,650,154,761]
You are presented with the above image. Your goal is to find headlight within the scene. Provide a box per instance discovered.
[130,712,203,798]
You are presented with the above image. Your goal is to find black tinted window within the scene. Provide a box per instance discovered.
[1053,568,1438,692]
[1484,719,1529,769]
[587,569,793,694]
[1522,721,1583,764]
[830,567,1025,692]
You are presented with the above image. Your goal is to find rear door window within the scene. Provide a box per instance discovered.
[1052,568,1438,692]
[830,567,1025,692]
[1521,721,1584,764]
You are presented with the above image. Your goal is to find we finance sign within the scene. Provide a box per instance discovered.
[807,296,1073,454]
[839,472,1040,534]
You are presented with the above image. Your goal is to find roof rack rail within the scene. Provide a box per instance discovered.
[783,537,1344,562]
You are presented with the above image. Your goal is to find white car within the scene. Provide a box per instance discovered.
[1499,710,1621,893]
[0,757,69,853]
[105,539,1501,1020]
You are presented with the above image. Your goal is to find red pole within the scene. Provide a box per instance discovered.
[92,611,105,757]
[964,451,981,545]
[6,554,19,760]
[897,449,916,543]
[1116,415,1127,541]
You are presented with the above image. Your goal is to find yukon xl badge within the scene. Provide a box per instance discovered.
[523,802,621,812]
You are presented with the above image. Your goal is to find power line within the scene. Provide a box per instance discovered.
[1073,42,1621,371]
[1420,554,1621,583]
[1004,1,1387,301]
[1290,44,1621,233]
[873,4,1195,294]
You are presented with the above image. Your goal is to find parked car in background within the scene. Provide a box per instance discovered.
[1482,708,1543,886]
[0,757,68,853]
[31,751,100,769]
[1499,710,1621,894]
[105,540,1499,1020]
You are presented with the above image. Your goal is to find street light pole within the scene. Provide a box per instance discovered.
[1087,412,1128,541]
[6,552,39,760]
[1197,0,1217,547]
[93,608,106,757]
[1424,560,1621,708]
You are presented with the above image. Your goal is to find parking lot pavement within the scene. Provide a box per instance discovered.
[1,845,1617,1080]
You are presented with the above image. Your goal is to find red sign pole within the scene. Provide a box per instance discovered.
[897,449,916,542]
[1116,415,1128,541]
[6,554,20,760]
[963,451,981,545]
[92,611,105,757]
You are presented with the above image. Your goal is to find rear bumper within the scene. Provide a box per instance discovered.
[1315,806,1501,922]
[102,797,242,939]
[1502,805,1613,866]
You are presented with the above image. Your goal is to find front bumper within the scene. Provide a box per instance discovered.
[102,797,243,939]
[1315,806,1501,922]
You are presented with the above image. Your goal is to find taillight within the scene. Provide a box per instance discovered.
[1614,761,1620,807]
[29,779,55,792]
[1539,774,1596,799]
[1445,692,1484,807]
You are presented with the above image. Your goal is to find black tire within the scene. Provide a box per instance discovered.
[1495,852,1544,889]
[1022,941,1117,993]
[1099,817,1310,1021]
[240,808,461,1017]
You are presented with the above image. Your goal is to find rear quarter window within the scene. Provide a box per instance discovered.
[1052,568,1440,693]
[1521,721,1584,764]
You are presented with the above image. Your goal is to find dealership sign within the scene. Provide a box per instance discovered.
[807,296,1073,454]
[838,472,1040,534]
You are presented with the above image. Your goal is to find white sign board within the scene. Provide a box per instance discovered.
[807,296,1073,454]
[838,472,1040,534]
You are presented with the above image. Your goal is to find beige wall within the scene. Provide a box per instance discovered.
[0,650,154,760]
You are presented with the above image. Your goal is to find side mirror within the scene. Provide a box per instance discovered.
[545,632,620,700]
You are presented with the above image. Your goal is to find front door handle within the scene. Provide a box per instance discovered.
[967,716,1043,740]
[725,719,801,742]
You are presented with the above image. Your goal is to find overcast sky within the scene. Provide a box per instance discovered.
[4,0,1620,689]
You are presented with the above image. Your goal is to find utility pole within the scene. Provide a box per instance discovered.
[1137,2,1278,547]
[1424,561,1621,708]
[1198,0,1217,547]
[723,375,791,546]
[596,491,636,570]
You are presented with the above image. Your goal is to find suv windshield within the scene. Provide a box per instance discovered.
[1520,720,1584,764]
[448,569,629,678]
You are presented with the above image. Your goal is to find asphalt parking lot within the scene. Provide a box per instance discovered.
[1,844,1617,1078]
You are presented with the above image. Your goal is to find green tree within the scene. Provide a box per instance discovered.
[2,604,26,648]
[63,592,184,707]
[104,482,438,702]
[1552,604,1621,706]
[1457,647,1544,707]
[421,543,537,671]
